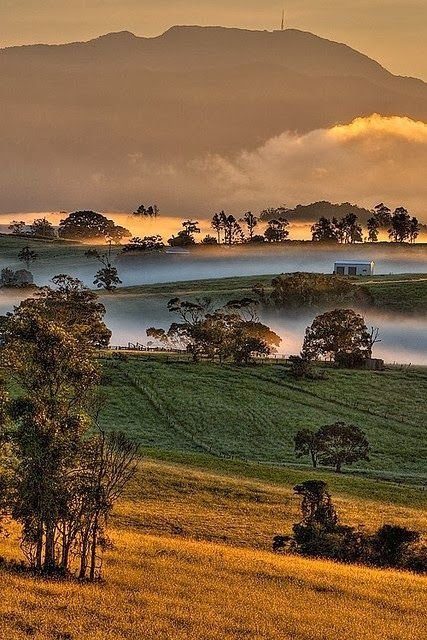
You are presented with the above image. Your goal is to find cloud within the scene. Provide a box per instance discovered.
[1,115,427,221]
[128,114,427,218]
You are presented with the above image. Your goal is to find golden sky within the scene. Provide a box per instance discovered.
[1,1,426,80]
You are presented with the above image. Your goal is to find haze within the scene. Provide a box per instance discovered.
[2,1,427,80]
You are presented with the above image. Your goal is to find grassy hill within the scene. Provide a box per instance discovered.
[112,272,427,313]
[99,357,427,480]
[0,458,426,640]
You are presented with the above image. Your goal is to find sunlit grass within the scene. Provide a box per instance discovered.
[0,459,426,640]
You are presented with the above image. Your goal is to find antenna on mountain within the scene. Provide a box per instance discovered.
[281,8,286,31]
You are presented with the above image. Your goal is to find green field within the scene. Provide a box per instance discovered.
[111,273,427,312]
[99,356,427,481]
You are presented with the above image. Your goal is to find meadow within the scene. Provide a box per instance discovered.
[99,357,427,480]
[0,458,426,640]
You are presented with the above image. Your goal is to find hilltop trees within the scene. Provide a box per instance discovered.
[30,218,57,239]
[168,220,201,246]
[241,212,259,240]
[59,211,130,243]
[0,276,138,579]
[133,204,159,217]
[264,217,289,243]
[388,207,420,243]
[147,297,281,364]
[122,235,165,252]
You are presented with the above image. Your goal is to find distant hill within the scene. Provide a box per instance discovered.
[0,26,426,212]
[261,202,373,223]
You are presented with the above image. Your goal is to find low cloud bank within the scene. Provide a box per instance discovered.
[2,115,427,220]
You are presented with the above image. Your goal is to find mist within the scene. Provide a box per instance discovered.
[1,115,427,220]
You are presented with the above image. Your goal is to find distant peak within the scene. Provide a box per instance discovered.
[96,31,137,41]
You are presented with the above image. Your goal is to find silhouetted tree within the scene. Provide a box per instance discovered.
[9,220,26,235]
[122,236,164,252]
[18,246,38,270]
[373,203,392,227]
[367,216,380,242]
[264,218,289,242]
[201,235,218,245]
[211,211,226,244]
[85,242,122,292]
[30,218,56,238]
[241,211,258,240]
[388,207,417,243]
[59,211,130,243]
[311,217,338,242]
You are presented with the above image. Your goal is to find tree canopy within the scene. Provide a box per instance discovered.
[58,211,130,242]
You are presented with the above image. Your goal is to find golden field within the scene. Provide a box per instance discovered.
[0,459,426,640]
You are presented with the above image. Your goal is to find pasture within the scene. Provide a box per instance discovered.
[0,458,426,640]
[99,357,427,480]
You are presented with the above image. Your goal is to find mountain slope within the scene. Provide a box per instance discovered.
[0,26,426,212]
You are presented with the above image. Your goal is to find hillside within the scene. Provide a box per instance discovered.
[1,27,427,212]
[0,458,426,639]
[99,358,427,480]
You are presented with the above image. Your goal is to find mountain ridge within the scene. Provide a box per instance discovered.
[0,25,426,213]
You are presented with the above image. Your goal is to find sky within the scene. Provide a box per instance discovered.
[1,1,426,80]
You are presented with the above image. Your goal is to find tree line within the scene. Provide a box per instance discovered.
[273,480,427,573]
[0,276,138,579]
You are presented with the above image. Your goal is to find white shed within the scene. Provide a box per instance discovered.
[333,260,374,276]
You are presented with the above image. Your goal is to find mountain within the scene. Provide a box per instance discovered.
[0,26,426,212]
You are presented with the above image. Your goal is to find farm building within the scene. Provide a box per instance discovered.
[333,260,375,276]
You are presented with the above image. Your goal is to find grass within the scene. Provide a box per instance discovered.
[99,357,427,480]
[110,272,427,313]
[0,459,426,640]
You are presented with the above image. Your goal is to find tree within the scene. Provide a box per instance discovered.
[133,204,159,217]
[58,211,130,243]
[259,206,288,222]
[85,243,122,292]
[0,276,108,573]
[302,309,373,364]
[0,268,33,288]
[211,211,226,244]
[0,276,137,579]
[311,217,338,242]
[367,216,379,242]
[264,218,289,242]
[122,236,164,252]
[241,212,258,240]
[293,481,338,528]
[18,246,38,270]
[388,207,412,243]
[338,213,363,244]
[223,215,244,245]
[294,430,320,468]
[370,525,420,568]
[409,217,420,243]
[168,220,201,247]
[263,273,355,308]
[9,220,26,235]
[201,235,218,245]
[147,297,281,364]
[30,218,56,238]
[316,422,370,472]
[373,203,392,227]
